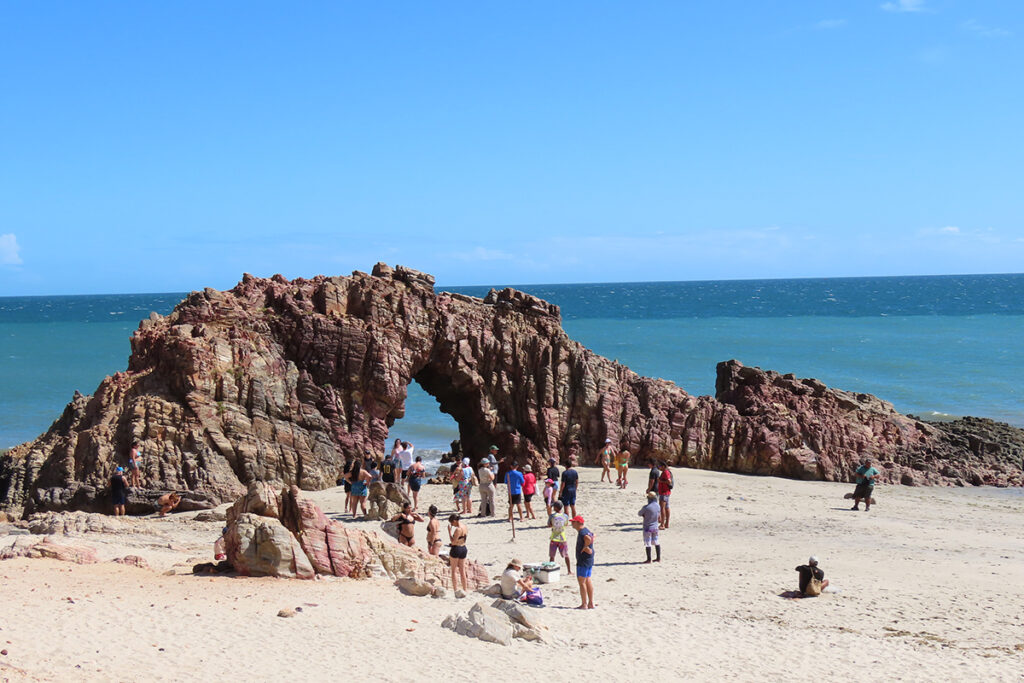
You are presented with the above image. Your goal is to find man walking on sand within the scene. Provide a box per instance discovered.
[571,515,595,609]
[505,461,525,522]
[852,458,879,511]
[639,492,661,563]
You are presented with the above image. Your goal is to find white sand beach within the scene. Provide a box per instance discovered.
[1,467,1021,682]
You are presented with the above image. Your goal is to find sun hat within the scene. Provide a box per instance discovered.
[570,515,585,524]
[809,556,819,566]
[509,558,523,568]
[647,491,657,501]
[462,457,470,465]
[545,478,554,484]
[524,465,532,472]
[489,445,498,451]
[605,438,612,443]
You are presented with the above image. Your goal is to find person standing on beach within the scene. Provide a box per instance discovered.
[505,461,525,522]
[127,443,142,488]
[543,477,556,517]
[639,492,661,563]
[448,513,469,593]
[600,438,614,482]
[477,457,496,517]
[559,458,579,519]
[426,505,442,556]
[380,449,398,484]
[455,457,477,515]
[647,461,660,494]
[547,501,571,573]
[657,461,673,529]
[522,464,538,520]
[110,467,127,516]
[851,458,879,511]
[398,441,415,492]
[616,449,631,489]
[409,456,426,511]
[571,515,595,609]
[348,459,371,516]
[546,458,561,499]
[390,502,424,547]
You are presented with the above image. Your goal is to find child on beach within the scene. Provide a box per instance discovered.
[547,501,571,573]
[543,478,556,517]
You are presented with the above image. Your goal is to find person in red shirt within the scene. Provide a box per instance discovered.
[657,461,674,529]
[522,464,538,520]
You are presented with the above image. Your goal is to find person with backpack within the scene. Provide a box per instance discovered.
[795,556,829,597]
[657,461,674,529]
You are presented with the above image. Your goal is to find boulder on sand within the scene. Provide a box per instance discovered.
[225,512,315,579]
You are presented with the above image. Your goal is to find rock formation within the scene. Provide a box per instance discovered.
[1,264,1020,517]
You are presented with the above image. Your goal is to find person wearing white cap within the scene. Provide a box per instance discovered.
[453,456,477,515]
[477,455,497,517]
[600,438,615,483]
[794,556,829,597]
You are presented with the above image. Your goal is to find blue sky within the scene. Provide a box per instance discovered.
[1,1,1021,295]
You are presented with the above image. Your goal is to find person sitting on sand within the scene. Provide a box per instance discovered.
[571,515,595,609]
[852,458,879,511]
[547,501,571,573]
[639,492,661,563]
[426,505,442,556]
[448,513,469,593]
[390,502,424,547]
[499,558,533,600]
[795,556,829,597]
[110,467,128,516]
[157,492,181,517]
[600,438,614,483]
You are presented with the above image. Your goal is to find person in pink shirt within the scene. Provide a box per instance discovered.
[522,464,538,520]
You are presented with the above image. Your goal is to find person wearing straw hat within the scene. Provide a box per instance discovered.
[500,558,532,600]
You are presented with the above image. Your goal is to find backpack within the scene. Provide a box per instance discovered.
[523,588,544,606]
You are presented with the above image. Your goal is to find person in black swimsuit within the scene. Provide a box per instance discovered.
[390,502,424,547]
[448,513,469,592]
[110,467,127,516]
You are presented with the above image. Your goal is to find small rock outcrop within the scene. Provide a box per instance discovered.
[1,265,1020,518]
[442,599,551,646]
[0,536,99,564]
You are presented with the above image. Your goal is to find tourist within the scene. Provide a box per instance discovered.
[110,466,127,516]
[390,438,403,461]
[547,500,571,573]
[851,458,879,511]
[398,441,415,492]
[348,459,371,516]
[616,449,631,489]
[559,457,579,519]
[448,513,469,593]
[571,515,595,609]
[542,477,556,517]
[600,438,614,483]
[454,457,477,515]
[505,461,525,522]
[426,505,442,556]
[380,448,398,484]
[366,453,381,484]
[795,556,829,597]
[341,456,355,510]
[409,456,426,510]
[639,492,661,563]
[390,502,424,547]
[646,460,660,493]
[657,460,673,529]
[522,464,538,520]
[157,492,181,517]
[127,442,142,488]
[478,457,496,517]
[500,558,532,600]
[546,457,561,498]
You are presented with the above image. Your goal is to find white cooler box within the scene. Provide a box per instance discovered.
[525,562,560,584]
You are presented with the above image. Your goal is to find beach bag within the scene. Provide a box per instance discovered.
[805,574,823,597]
[523,587,544,606]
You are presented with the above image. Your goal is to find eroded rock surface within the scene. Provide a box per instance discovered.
[1,265,1020,517]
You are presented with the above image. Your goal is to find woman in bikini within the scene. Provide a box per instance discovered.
[426,505,442,556]
[390,502,424,547]
[617,449,631,489]
[348,459,371,517]
[409,456,426,511]
[600,439,614,483]
[448,513,469,592]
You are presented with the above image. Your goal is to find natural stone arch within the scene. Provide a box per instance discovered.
[1,263,1020,517]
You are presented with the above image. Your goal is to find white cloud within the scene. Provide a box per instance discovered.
[0,233,22,265]
[962,19,1011,38]
[816,19,848,30]
[881,0,927,13]
[939,226,960,235]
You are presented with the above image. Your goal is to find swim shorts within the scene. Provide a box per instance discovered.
[643,529,660,547]
[576,565,593,578]
[658,494,670,508]
[559,490,577,506]
[450,545,468,560]
[509,493,522,504]
[549,541,568,557]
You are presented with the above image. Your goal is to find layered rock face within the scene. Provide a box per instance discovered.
[0,264,1020,517]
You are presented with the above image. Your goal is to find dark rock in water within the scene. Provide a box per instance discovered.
[0,265,1021,517]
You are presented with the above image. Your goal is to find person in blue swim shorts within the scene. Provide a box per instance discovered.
[571,515,595,609]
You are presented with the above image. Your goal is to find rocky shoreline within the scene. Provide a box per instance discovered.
[1,264,1021,518]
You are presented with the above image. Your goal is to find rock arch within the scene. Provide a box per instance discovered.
[1,263,1020,516]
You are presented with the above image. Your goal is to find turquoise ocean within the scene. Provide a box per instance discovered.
[2,275,1022,466]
